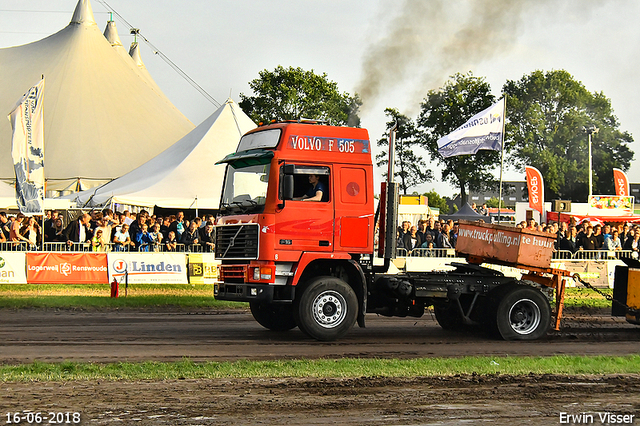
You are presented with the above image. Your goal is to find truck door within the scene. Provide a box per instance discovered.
[277,164,334,253]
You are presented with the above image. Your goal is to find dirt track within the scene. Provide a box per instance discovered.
[1,308,639,425]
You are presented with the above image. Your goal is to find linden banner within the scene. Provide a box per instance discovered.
[107,253,188,284]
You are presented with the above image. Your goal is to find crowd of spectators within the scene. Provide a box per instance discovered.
[396,213,640,258]
[397,217,459,252]
[0,209,216,252]
[3,207,640,258]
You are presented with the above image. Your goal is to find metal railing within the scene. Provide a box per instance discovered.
[397,248,457,258]
[33,242,213,253]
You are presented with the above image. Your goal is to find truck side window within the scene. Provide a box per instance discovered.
[283,165,330,202]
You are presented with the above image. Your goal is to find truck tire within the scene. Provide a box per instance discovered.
[294,276,358,341]
[494,285,550,341]
[433,304,465,330]
[249,302,297,331]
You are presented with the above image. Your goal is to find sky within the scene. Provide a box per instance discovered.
[1,0,640,199]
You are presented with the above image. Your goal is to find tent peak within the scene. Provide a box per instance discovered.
[103,20,123,47]
[70,0,97,26]
[129,42,145,68]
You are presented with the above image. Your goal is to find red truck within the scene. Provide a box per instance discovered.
[214,121,564,341]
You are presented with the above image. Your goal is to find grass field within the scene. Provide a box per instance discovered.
[1,355,639,382]
[0,284,244,309]
[0,284,613,310]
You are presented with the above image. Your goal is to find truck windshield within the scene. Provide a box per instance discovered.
[220,163,270,214]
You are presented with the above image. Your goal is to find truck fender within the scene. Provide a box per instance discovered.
[347,259,367,328]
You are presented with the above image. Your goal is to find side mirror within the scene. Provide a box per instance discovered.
[282,175,294,200]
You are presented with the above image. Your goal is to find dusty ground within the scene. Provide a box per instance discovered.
[1,308,639,425]
[2,375,640,425]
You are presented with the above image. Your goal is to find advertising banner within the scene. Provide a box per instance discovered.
[27,253,108,284]
[8,78,45,215]
[0,253,27,284]
[589,195,634,213]
[456,221,556,270]
[525,166,544,214]
[613,168,629,196]
[187,253,220,284]
[108,253,188,284]
[437,98,504,158]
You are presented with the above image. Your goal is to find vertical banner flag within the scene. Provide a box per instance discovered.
[613,168,629,196]
[525,166,544,214]
[437,98,505,158]
[8,78,45,215]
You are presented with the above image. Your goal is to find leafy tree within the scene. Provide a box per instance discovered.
[485,197,506,209]
[417,72,500,206]
[239,65,361,126]
[503,70,634,202]
[376,108,432,195]
[422,189,449,214]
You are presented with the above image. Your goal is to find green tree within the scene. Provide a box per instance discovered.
[485,197,506,209]
[503,70,634,202]
[417,73,500,206]
[376,108,432,194]
[239,65,361,126]
[422,189,449,214]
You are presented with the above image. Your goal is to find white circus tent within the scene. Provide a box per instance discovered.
[71,99,256,210]
[0,0,194,192]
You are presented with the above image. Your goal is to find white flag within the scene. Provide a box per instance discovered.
[437,98,504,158]
[8,78,45,215]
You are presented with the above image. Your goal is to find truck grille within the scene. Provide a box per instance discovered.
[215,224,259,259]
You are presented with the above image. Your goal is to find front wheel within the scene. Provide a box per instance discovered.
[249,302,297,331]
[294,276,358,341]
[494,285,551,341]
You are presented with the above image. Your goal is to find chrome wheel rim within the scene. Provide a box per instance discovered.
[508,299,541,335]
[312,290,347,329]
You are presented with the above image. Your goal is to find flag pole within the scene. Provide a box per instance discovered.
[497,95,506,225]
[41,75,45,251]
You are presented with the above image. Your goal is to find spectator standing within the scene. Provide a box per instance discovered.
[91,229,106,252]
[135,224,153,252]
[200,222,215,252]
[165,231,177,252]
[625,232,640,252]
[112,224,132,251]
[180,221,200,250]
[0,212,10,240]
[402,225,422,252]
[10,213,25,242]
[437,223,453,249]
[170,211,187,239]
[605,230,622,251]
[149,224,164,252]
[420,233,435,249]
[63,213,92,247]
[559,226,579,254]
[160,217,171,240]
[19,217,40,250]
[578,226,598,251]
[450,223,458,248]
[623,228,637,251]
[593,225,604,249]
[478,204,489,216]
[128,210,148,250]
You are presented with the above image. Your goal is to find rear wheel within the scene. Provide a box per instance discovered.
[294,276,357,341]
[494,285,550,341]
[433,303,465,330]
[249,302,297,331]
